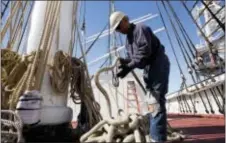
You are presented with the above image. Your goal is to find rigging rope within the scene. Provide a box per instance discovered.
[76,15,103,127]
[156,1,187,91]
[180,1,215,56]
[10,2,29,51]
[108,1,112,66]
[160,1,197,84]
[160,1,210,113]
[165,1,197,58]
[165,1,219,82]
[17,2,34,53]
[79,23,108,59]
[201,1,225,31]
[164,1,207,83]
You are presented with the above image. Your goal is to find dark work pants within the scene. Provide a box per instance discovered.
[143,54,170,142]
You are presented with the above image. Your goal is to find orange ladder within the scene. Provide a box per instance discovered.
[126,81,141,114]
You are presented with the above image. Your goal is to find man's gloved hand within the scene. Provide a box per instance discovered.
[116,64,132,78]
[119,58,131,65]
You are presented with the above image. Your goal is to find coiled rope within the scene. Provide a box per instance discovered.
[1,110,23,143]
[1,49,42,110]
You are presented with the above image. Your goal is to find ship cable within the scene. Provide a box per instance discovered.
[160,1,198,85]
[177,97,184,113]
[215,86,225,112]
[163,0,208,86]
[162,1,199,78]
[209,88,224,114]
[166,1,220,81]
[79,23,108,59]
[14,1,29,52]
[161,1,210,114]
[180,0,217,68]
[166,1,224,113]
[10,2,29,51]
[1,2,21,43]
[157,1,196,114]
[1,0,10,17]
[73,1,83,56]
[156,1,188,91]
[76,22,103,127]
[166,1,196,59]
[189,96,197,113]
[183,95,192,113]
[17,2,34,53]
[201,1,225,31]
[157,1,193,113]
[203,90,215,113]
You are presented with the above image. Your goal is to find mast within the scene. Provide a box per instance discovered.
[26,1,78,124]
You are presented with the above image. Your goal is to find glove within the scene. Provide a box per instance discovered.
[119,58,131,65]
[116,64,132,78]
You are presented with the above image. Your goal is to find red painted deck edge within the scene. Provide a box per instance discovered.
[168,113,225,119]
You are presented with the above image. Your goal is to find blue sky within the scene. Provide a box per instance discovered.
[75,1,204,93]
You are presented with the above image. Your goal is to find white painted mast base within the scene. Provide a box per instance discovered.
[26,1,76,125]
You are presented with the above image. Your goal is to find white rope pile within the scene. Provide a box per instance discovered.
[1,110,24,143]
[80,111,150,143]
[86,58,150,142]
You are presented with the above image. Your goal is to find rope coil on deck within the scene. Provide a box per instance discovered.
[80,113,150,143]
[1,110,24,143]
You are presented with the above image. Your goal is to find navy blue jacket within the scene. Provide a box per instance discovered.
[125,23,170,91]
[126,23,165,69]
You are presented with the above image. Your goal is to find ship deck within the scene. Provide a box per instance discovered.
[167,114,225,143]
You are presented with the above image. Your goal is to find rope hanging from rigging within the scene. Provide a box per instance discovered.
[156,1,188,92]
